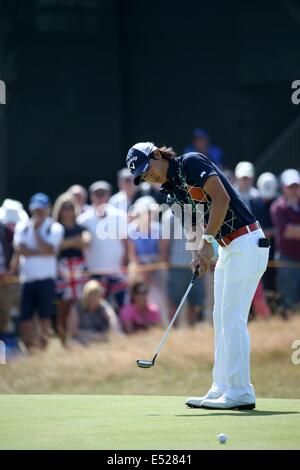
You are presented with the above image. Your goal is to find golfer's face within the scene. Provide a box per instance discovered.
[141,160,163,184]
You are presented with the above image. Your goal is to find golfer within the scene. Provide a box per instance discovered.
[126,142,270,410]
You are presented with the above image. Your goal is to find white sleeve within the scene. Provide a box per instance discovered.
[13,222,26,247]
[46,222,64,251]
[77,213,89,230]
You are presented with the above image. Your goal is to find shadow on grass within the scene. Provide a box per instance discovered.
[175,410,300,417]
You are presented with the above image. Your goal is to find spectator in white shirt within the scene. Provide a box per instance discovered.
[234,161,259,209]
[14,193,64,351]
[68,184,92,214]
[78,181,128,311]
[109,168,137,215]
[160,209,206,326]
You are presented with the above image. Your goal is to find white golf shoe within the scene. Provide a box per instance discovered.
[200,394,256,411]
[185,389,224,408]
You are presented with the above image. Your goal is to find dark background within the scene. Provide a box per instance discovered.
[0,0,300,204]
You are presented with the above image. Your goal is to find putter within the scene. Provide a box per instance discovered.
[137,268,199,368]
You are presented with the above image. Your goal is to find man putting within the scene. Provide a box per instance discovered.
[126,142,270,411]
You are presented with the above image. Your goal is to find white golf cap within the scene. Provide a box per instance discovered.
[280,169,300,187]
[257,172,278,199]
[126,142,158,185]
[235,161,255,179]
[0,199,29,225]
[89,180,112,194]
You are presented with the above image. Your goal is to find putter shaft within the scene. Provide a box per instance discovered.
[136,269,198,368]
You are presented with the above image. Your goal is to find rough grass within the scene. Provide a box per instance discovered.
[0,317,300,397]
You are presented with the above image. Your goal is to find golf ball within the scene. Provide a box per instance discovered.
[218,433,228,444]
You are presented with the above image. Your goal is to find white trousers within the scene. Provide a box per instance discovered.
[211,228,269,402]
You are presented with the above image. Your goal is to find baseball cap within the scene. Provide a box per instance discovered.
[29,193,50,210]
[126,142,157,185]
[193,128,209,139]
[89,181,112,194]
[235,161,255,179]
[280,169,300,187]
[257,172,278,199]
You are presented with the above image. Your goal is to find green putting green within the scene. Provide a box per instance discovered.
[0,395,299,449]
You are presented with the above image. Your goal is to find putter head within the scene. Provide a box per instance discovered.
[137,359,154,368]
[137,354,157,369]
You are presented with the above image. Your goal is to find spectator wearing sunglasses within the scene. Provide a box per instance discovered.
[68,185,91,215]
[72,280,119,345]
[78,181,128,311]
[52,193,91,346]
[14,193,64,351]
[120,281,162,334]
[109,168,138,214]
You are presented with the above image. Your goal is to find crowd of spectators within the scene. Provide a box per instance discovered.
[0,132,300,359]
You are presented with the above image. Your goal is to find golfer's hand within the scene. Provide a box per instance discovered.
[195,242,214,277]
